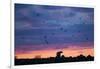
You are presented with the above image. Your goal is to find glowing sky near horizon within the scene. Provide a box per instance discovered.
[15,4,94,59]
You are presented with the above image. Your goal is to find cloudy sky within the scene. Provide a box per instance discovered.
[15,4,94,59]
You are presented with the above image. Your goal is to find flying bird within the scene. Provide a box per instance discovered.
[44,35,49,44]
[45,39,48,44]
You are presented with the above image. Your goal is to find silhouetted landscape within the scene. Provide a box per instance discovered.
[15,4,94,66]
[15,51,94,65]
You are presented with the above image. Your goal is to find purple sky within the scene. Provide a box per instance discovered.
[15,4,94,54]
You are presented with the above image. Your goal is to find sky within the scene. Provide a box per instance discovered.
[15,4,94,59]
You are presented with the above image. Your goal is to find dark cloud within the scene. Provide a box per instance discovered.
[15,4,94,51]
[71,7,94,12]
[15,24,94,45]
[15,42,93,53]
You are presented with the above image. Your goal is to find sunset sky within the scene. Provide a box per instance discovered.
[15,4,94,59]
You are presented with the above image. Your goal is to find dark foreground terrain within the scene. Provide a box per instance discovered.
[15,54,94,65]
